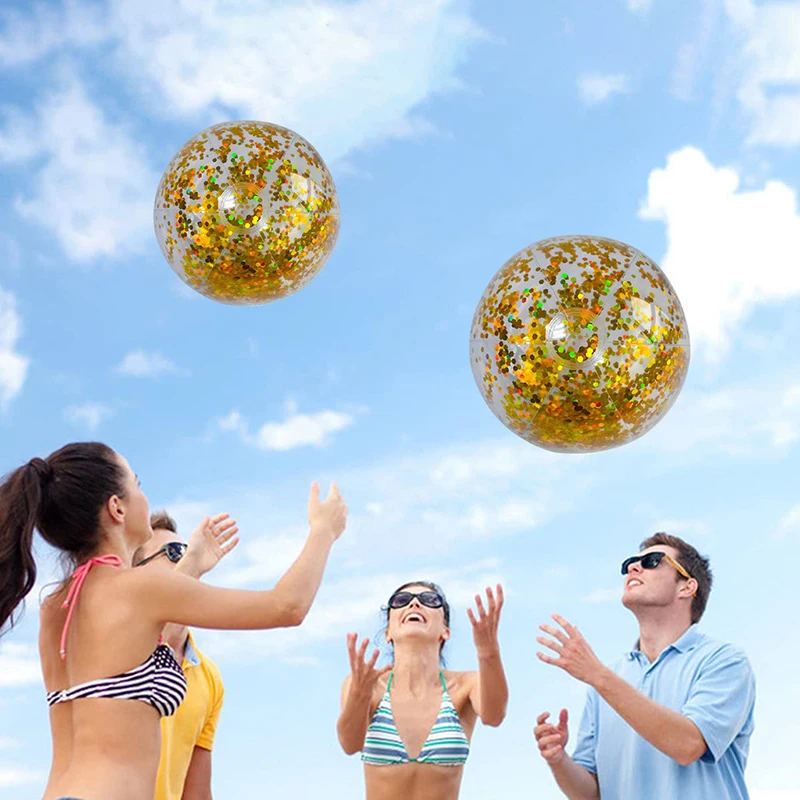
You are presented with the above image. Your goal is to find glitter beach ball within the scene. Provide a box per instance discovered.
[469,235,690,453]
[154,120,340,305]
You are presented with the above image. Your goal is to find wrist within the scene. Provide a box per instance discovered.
[476,644,501,661]
[589,664,613,693]
[175,552,204,579]
[309,523,337,543]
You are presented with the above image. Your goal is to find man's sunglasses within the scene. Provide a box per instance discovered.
[388,591,445,610]
[621,551,697,596]
[136,541,188,567]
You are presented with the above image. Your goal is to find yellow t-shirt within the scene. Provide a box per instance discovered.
[154,632,225,800]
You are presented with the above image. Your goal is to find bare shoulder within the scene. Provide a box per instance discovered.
[442,669,478,697]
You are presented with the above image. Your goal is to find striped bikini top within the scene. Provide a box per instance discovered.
[362,672,470,766]
[45,555,187,717]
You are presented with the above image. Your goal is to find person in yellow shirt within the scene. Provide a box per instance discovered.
[134,509,240,800]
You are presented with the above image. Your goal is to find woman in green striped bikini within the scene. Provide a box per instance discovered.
[337,581,508,800]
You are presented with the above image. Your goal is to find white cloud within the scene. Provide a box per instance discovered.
[639,146,800,358]
[216,405,356,451]
[627,0,654,14]
[639,378,800,455]
[114,349,184,378]
[0,2,108,66]
[726,0,800,146]
[0,77,157,261]
[671,0,718,101]
[775,505,800,541]
[0,767,42,788]
[0,284,29,410]
[0,738,19,750]
[0,642,42,688]
[0,0,486,163]
[200,559,504,663]
[577,73,631,106]
[64,401,113,432]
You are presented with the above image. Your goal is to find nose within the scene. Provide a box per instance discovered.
[627,560,643,575]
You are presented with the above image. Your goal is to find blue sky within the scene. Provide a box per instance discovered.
[1,0,799,797]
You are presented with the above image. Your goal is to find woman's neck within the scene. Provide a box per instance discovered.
[391,643,442,695]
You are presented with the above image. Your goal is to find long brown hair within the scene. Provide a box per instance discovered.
[0,442,126,636]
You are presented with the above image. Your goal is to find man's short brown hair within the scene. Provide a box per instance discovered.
[639,532,712,624]
[150,510,178,533]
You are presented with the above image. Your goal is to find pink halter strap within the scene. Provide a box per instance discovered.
[60,555,122,660]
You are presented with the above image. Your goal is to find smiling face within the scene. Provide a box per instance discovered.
[621,545,696,617]
[385,583,450,651]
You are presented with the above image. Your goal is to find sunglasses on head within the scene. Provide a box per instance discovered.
[136,541,188,567]
[621,551,697,596]
[388,591,444,610]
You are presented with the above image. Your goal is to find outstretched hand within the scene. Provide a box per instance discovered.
[185,513,239,577]
[534,709,569,765]
[308,481,348,541]
[467,584,504,657]
[345,633,391,696]
[536,614,604,685]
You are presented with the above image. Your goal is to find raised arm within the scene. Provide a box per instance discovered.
[161,513,240,648]
[535,710,600,800]
[337,634,391,755]
[125,482,347,631]
[467,585,508,727]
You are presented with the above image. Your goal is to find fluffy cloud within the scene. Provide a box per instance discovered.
[775,504,800,541]
[639,378,800,455]
[216,402,356,451]
[0,77,157,261]
[627,0,654,12]
[114,349,185,378]
[0,767,42,788]
[0,642,42,688]
[0,285,29,410]
[64,402,113,431]
[639,146,800,358]
[0,0,485,160]
[726,0,800,146]
[577,73,630,106]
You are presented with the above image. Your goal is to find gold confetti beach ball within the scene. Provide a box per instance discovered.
[470,235,690,453]
[154,120,340,305]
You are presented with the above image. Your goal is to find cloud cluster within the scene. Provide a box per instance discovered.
[0,0,485,261]
[639,146,800,358]
[0,285,29,410]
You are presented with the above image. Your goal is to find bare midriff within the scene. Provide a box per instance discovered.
[365,762,465,800]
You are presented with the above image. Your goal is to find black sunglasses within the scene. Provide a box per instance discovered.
[388,591,444,610]
[136,541,188,567]
[621,551,693,583]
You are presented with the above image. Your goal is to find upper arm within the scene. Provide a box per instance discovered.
[197,672,225,751]
[467,671,481,717]
[181,746,213,800]
[681,648,756,764]
[120,567,300,631]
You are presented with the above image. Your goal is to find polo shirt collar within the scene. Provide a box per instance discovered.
[628,623,702,661]
[183,631,201,668]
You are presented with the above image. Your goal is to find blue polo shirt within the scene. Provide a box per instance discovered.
[572,625,755,799]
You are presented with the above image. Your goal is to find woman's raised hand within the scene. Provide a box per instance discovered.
[346,633,392,695]
[308,481,348,541]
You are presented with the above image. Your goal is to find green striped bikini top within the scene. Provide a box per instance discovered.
[361,671,470,766]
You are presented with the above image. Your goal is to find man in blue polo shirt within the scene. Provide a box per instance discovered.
[534,532,755,799]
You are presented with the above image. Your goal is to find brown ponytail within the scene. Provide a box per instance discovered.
[0,442,125,636]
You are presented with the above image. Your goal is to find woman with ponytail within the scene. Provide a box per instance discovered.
[0,442,347,800]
